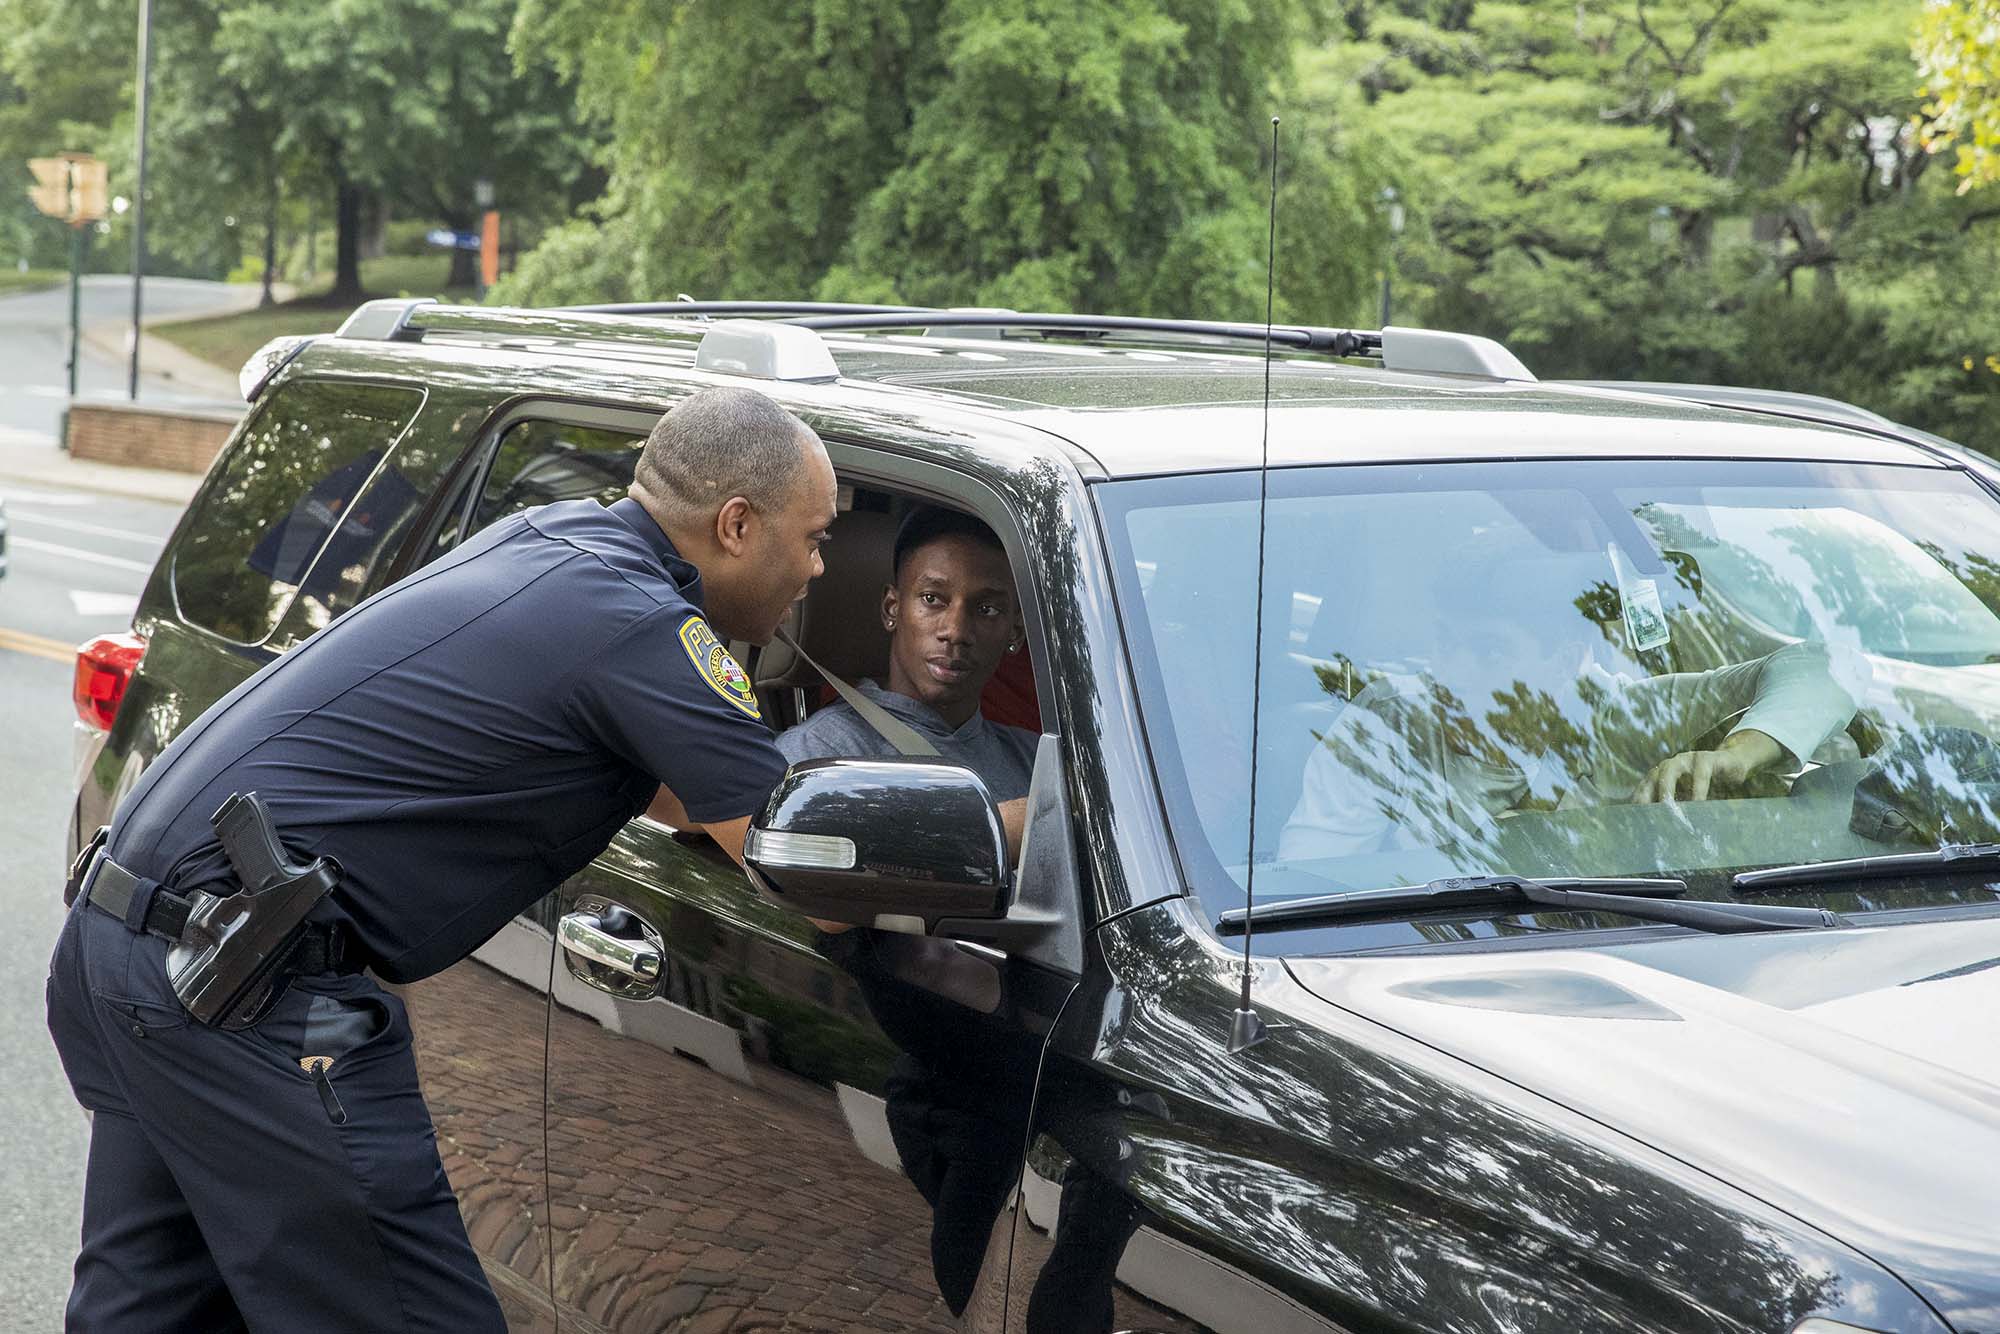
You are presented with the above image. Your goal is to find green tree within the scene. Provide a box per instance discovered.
[1318,0,2000,451]
[0,0,130,271]
[823,0,1377,319]
[1,0,599,297]
[498,0,1390,324]
[503,0,944,305]
[1916,0,2000,193]
[219,0,597,302]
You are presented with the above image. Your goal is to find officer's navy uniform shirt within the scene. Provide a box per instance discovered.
[108,497,787,983]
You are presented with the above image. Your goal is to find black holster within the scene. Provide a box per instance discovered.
[167,793,342,1030]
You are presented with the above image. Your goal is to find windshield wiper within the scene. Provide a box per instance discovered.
[1733,842,2000,893]
[1217,875,1847,936]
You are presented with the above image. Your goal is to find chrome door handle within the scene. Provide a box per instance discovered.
[558,911,662,982]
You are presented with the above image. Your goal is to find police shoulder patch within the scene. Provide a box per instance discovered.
[677,615,761,719]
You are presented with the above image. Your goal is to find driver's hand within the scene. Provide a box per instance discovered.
[1629,729,1784,804]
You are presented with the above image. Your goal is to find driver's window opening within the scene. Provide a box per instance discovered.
[1101,459,2000,947]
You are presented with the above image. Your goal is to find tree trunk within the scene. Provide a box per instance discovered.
[260,176,279,308]
[332,179,365,305]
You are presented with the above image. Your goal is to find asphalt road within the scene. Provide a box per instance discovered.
[0,485,181,1326]
[0,274,261,441]
[0,272,245,1324]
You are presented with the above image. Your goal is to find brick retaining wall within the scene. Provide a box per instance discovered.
[66,400,242,474]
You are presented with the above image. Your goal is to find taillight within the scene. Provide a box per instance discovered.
[73,632,147,730]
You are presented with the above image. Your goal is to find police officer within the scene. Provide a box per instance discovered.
[46,385,838,1332]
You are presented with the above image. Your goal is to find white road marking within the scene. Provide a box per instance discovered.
[69,590,140,618]
[0,486,95,506]
[9,536,155,573]
[12,510,168,547]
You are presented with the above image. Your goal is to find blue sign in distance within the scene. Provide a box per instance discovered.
[425,228,482,251]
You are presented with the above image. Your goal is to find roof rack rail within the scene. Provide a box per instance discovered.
[336,297,1536,383]
[558,301,937,318]
[787,311,1536,379]
[402,303,713,349]
[790,310,1379,355]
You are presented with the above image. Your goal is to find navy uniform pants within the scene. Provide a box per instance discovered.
[45,893,505,1333]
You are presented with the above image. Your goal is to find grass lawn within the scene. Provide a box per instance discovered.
[151,254,479,371]
[0,268,64,295]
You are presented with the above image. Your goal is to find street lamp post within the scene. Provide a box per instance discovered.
[128,0,153,401]
[1379,187,1407,329]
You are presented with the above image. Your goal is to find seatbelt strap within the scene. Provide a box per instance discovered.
[773,627,941,758]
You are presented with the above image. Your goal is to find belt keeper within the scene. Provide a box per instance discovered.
[122,874,164,934]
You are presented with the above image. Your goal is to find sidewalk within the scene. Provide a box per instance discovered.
[0,428,204,506]
[77,286,293,403]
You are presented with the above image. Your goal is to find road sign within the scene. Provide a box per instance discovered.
[426,227,482,251]
[70,156,108,223]
[28,158,69,219]
[26,154,109,226]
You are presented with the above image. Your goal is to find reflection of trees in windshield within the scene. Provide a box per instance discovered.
[1484,681,1590,808]
[1914,541,2000,657]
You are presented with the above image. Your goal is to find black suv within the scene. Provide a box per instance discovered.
[70,300,2000,1334]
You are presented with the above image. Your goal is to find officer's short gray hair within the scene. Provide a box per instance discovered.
[636,386,814,527]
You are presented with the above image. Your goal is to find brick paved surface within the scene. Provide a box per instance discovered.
[407,954,977,1333]
[405,959,558,1333]
[542,975,963,1332]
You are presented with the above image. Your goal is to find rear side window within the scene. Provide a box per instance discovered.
[173,380,424,644]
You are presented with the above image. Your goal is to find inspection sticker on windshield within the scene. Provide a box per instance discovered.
[1621,579,1671,652]
[678,615,761,719]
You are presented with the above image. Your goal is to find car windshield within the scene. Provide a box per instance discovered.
[1099,458,2000,949]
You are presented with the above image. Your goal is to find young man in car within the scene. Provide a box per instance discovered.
[777,505,1037,838]
[48,386,837,1333]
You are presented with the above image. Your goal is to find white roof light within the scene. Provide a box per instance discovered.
[1381,326,1535,381]
[694,320,839,383]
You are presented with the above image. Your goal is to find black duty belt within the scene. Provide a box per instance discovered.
[85,853,357,977]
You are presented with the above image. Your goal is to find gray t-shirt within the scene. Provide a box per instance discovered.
[776,679,1040,801]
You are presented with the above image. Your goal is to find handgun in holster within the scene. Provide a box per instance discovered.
[166,792,342,1030]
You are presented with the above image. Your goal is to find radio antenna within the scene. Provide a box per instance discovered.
[1227,115,1280,1056]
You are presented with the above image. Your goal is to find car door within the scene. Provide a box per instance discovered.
[398,405,659,1331]
[541,449,1079,1333]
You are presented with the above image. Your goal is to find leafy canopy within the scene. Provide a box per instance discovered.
[498,0,1391,324]
[1916,0,2000,192]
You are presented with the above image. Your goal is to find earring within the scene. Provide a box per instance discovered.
[886,618,897,630]
[1007,641,1020,654]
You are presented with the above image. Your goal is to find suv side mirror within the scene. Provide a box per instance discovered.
[744,758,1010,932]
